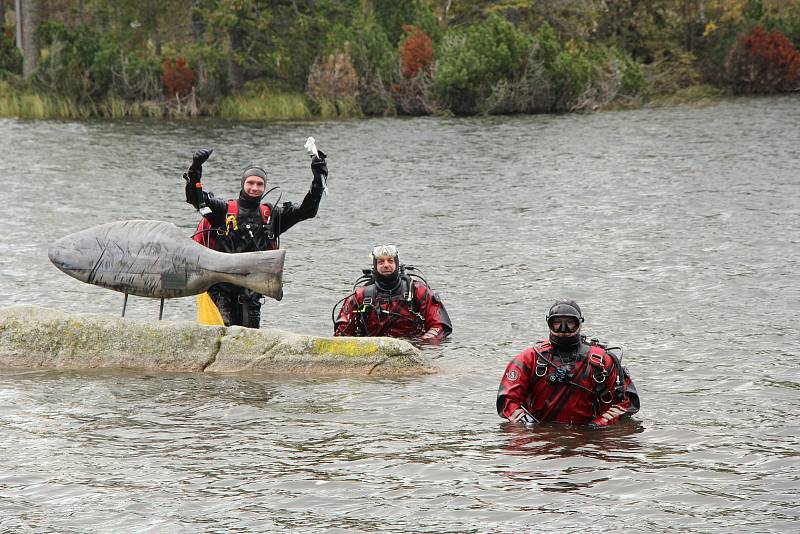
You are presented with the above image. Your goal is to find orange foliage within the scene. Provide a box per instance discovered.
[734,26,800,92]
[400,25,433,78]
[163,57,195,98]
[307,47,360,108]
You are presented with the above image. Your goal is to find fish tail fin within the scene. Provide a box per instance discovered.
[211,249,285,301]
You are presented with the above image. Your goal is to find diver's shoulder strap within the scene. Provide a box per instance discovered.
[224,200,271,224]
[361,283,377,306]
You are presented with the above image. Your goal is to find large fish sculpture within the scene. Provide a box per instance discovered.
[48,220,284,300]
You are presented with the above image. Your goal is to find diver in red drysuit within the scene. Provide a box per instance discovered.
[333,245,452,344]
[497,299,639,428]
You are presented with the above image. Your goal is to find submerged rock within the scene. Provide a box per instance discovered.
[0,306,436,377]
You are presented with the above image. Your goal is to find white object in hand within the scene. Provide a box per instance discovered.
[304,137,318,158]
[304,136,327,195]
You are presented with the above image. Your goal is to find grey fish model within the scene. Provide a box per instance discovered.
[48,220,284,300]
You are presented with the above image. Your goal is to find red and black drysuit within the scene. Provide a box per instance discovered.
[497,337,640,428]
[186,181,323,328]
[333,277,452,344]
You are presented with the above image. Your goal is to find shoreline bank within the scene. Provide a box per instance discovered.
[0,83,732,122]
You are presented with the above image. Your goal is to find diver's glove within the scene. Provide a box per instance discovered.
[509,407,538,426]
[588,403,629,429]
[187,148,213,183]
[310,150,328,190]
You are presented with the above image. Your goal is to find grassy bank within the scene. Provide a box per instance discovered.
[214,92,312,120]
[0,83,348,121]
[603,85,726,111]
[0,93,168,119]
[0,81,727,121]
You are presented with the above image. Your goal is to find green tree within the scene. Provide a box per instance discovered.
[34,21,161,102]
[372,0,440,44]
[0,24,22,76]
[433,13,531,112]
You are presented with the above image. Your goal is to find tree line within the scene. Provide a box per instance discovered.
[1,0,798,119]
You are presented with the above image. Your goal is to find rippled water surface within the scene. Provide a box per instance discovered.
[1,97,799,532]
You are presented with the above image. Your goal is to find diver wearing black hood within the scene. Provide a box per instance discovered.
[497,299,640,428]
[183,148,327,328]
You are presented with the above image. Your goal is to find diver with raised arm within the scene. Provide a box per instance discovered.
[183,147,327,327]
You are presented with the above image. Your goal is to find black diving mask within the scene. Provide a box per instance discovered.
[549,316,580,334]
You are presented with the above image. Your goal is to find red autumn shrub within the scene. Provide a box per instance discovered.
[727,25,800,93]
[163,56,195,98]
[400,25,433,78]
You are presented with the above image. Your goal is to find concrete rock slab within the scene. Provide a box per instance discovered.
[208,326,436,376]
[0,306,436,377]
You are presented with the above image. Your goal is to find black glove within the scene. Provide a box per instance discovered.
[192,148,213,168]
[311,149,327,187]
[188,148,213,182]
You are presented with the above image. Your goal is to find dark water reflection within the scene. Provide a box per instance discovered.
[1,96,799,532]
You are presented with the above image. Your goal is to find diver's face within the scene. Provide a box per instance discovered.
[375,256,397,276]
[243,176,265,197]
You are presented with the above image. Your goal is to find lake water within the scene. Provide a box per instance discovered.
[1,96,798,532]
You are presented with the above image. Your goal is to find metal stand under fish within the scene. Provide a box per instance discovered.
[48,220,285,318]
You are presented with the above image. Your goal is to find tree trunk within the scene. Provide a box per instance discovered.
[191,0,205,41]
[227,29,244,93]
[21,0,40,79]
[145,0,162,56]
